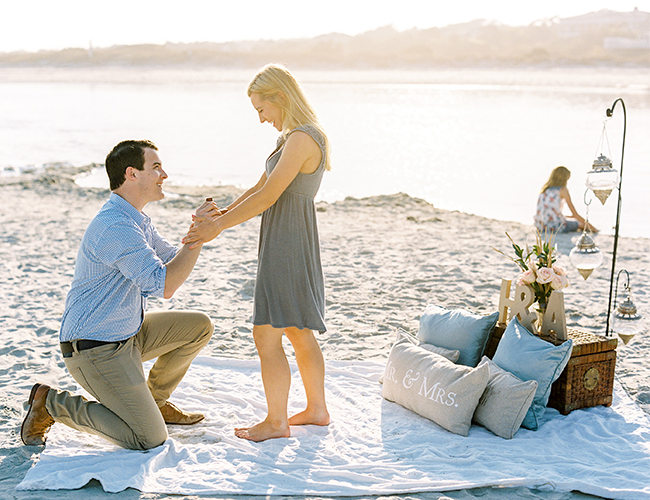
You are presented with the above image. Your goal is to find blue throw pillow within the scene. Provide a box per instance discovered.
[492,317,573,430]
[417,305,499,367]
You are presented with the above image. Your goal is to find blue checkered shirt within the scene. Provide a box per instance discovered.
[60,193,178,342]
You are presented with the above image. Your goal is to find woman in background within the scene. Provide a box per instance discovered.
[183,64,331,442]
[534,166,596,233]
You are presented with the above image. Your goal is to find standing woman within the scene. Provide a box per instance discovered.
[533,166,597,233]
[183,64,331,442]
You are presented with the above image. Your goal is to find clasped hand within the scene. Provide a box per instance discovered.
[182,200,226,249]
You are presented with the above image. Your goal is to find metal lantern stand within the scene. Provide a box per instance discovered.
[603,98,626,337]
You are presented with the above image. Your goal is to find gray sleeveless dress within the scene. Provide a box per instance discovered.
[252,125,327,333]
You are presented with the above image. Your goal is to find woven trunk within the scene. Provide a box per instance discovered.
[484,324,618,415]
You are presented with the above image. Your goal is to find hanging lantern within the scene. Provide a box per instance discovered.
[569,231,603,280]
[612,285,643,345]
[586,154,618,205]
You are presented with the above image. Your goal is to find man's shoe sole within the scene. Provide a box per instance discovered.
[21,383,43,445]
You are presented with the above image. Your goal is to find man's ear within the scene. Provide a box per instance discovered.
[125,166,137,181]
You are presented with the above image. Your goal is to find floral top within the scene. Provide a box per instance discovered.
[534,186,566,231]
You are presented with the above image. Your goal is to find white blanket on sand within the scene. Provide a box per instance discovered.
[18,356,650,499]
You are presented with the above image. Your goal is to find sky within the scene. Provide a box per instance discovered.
[1,0,649,53]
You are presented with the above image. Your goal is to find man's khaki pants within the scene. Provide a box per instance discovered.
[46,310,213,450]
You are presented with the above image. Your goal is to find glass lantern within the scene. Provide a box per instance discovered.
[586,154,618,205]
[612,286,643,345]
[569,231,604,280]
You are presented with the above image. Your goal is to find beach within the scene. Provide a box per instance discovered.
[1,175,649,500]
[2,65,650,240]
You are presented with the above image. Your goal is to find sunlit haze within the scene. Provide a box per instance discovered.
[2,0,648,52]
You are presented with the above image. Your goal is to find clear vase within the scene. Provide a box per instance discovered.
[535,307,546,336]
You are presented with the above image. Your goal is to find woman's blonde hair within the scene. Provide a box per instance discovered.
[541,166,571,193]
[248,64,331,171]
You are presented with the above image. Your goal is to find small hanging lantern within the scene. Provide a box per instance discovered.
[586,154,618,205]
[569,231,604,279]
[612,271,643,345]
[569,192,603,280]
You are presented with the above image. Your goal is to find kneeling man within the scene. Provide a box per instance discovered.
[22,140,213,450]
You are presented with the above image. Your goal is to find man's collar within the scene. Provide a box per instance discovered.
[109,192,148,226]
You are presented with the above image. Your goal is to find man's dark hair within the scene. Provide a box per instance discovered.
[105,140,158,191]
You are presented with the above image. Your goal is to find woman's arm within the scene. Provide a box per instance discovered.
[183,131,320,247]
[560,186,598,232]
[560,187,585,223]
[197,172,267,219]
[227,171,267,212]
[195,172,267,219]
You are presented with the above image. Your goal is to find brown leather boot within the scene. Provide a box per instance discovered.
[21,383,55,446]
[159,401,204,425]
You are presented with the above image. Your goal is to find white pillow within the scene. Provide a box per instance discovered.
[473,356,538,439]
[382,335,489,436]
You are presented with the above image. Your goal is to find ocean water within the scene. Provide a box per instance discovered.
[1,66,649,238]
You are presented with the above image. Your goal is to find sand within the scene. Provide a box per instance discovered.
[1,176,648,500]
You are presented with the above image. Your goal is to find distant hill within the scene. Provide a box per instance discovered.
[2,8,648,68]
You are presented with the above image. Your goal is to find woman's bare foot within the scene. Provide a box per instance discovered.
[288,407,330,427]
[234,419,290,442]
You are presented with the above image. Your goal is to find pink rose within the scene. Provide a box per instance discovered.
[553,265,567,277]
[536,267,555,284]
[527,257,538,272]
[517,270,536,286]
[551,274,570,290]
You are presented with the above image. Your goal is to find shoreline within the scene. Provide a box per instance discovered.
[1,64,649,86]
[3,165,649,241]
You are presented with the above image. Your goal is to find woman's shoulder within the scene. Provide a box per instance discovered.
[542,186,562,196]
[289,124,325,150]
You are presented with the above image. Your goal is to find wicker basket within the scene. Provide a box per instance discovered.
[483,322,506,359]
[547,328,618,414]
[484,324,618,415]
